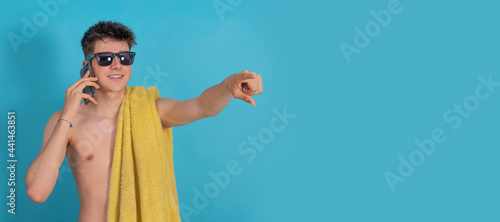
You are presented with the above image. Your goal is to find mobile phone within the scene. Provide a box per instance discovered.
[79,62,96,105]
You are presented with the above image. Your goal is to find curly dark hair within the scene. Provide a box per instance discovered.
[81,21,137,58]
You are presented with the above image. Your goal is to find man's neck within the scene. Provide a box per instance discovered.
[88,88,126,119]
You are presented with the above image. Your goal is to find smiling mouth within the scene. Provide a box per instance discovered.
[107,75,124,79]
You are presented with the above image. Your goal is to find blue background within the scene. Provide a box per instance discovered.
[1,0,500,221]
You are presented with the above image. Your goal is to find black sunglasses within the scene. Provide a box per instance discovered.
[86,51,136,66]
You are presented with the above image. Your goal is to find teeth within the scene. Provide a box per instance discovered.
[108,75,123,78]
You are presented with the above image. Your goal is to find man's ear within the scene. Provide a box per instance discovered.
[83,60,91,67]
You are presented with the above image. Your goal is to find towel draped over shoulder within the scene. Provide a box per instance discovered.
[107,85,181,222]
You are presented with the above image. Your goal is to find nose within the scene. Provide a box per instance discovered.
[109,55,122,69]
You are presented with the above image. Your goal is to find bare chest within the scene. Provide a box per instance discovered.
[66,116,117,169]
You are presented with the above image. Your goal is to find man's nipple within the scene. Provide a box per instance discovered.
[87,154,95,161]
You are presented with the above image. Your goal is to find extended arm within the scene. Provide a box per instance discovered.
[156,70,263,129]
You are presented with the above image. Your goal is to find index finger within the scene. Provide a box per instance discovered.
[68,71,97,91]
[79,71,97,82]
[239,72,257,80]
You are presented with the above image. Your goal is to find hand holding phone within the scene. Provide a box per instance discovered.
[79,62,97,105]
[59,68,100,123]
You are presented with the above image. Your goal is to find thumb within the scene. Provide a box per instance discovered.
[233,90,256,106]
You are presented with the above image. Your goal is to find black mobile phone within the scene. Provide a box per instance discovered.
[79,62,96,105]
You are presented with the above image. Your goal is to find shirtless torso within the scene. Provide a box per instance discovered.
[66,106,117,222]
[62,100,166,222]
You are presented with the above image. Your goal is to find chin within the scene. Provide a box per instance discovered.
[97,85,127,93]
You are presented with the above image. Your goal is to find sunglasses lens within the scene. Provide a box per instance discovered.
[96,53,114,66]
[118,52,135,65]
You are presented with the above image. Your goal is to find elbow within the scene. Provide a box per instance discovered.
[206,112,217,117]
[199,100,219,118]
[26,186,47,203]
[202,109,217,118]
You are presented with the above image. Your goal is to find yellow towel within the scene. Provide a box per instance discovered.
[107,86,181,222]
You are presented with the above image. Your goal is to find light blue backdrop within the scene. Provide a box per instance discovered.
[1,0,499,221]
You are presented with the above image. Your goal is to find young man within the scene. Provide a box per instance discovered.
[25,21,263,222]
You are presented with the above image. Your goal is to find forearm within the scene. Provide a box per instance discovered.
[199,78,233,117]
[25,121,69,203]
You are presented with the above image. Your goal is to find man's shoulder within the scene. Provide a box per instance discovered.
[45,110,72,135]
[128,85,159,93]
[47,110,62,125]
